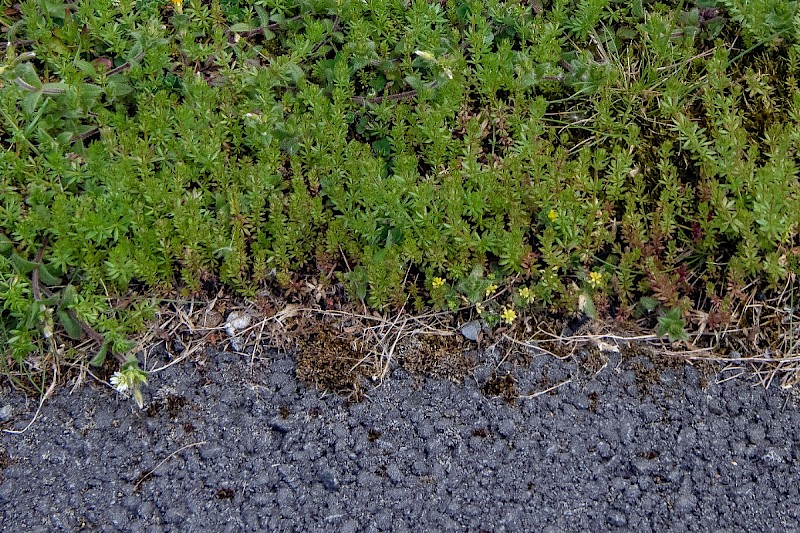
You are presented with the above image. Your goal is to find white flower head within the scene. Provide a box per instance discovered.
[110,362,148,408]
[110,372,130,393]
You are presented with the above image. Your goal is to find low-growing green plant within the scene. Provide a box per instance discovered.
[1,0,800,399]
[657,307,690,343]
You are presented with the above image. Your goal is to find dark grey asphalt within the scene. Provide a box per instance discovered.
[2,343,800,532]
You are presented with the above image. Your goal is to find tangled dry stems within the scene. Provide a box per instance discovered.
[125,277,800,400]
[4,273,798,404]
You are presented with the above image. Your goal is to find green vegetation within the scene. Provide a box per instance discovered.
[1,0,799,393]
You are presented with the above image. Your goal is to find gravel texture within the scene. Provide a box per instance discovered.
[2,343,800,532]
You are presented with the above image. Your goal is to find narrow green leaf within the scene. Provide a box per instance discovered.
[26,300,43,328]
[41,82,69,95]
[133,389,144,409]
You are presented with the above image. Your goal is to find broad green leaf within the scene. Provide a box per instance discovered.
[57,309,82,340]
[580,291,597,319]
[404,75,424,91]
[0,235,12,257]
[121,354,141,372]
[106,75,134,98]
[26,300,43,327]
[56,131,74,145]
[14,62,42,89]
[10,253,38,275]
[38,295,59,306]
[657,308,688,342]
[616,27,638,40]
[37,263,62,286]
[60,284,78,307]
[517,70,536,90]
[90,343,109,367]
[128,42,143,62]
[78,83,103,106]
[638,296,659,313]
[74,59,97,77]
[22,90,42,116]
[255,4,270,27]
[229,22,256,32]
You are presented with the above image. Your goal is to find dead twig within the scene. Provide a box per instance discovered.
[519,378,572,399]
[134,441,207,491]
[2,365,57,435]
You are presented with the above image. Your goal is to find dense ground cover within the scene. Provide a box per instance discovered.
[1,0,799,398]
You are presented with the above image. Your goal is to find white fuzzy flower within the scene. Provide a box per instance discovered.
[110,372,129,394]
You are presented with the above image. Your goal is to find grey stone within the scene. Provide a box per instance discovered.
[320,470,340,492]
[607,510,627,527]
[459,320,483,342]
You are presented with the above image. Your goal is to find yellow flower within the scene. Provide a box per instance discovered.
[432,276,446,288]
[548,209,557,222]
[170,0,183,13]
[588,271,603,288]
[475,302,484,315]
[518,286,534,303]
[485,284,498,297]
[501,306,517,324]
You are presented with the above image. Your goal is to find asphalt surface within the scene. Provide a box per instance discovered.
[2,341,800,532]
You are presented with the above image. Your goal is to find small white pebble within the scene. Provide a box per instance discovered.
[224,311,252,336]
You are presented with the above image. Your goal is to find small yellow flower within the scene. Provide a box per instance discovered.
[432,276,446,288]
[548,209,558,222]
[588,271,603,288]
[501,307,517,324]
[170,0,183,13]
[485,284,498,297]
[518,286,534,303]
